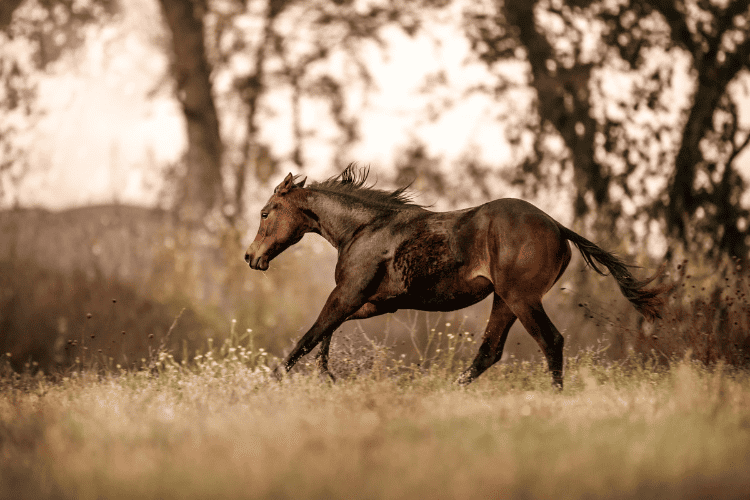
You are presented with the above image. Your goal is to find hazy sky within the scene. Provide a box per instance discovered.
[20,0,189,208]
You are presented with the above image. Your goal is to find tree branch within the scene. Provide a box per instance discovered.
[643,0,698,55]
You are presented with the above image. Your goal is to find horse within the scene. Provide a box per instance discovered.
[244,164,670,387]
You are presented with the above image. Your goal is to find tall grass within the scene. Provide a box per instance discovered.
[577,254,750,367]
[3,223,750,499]
[1,328,749,500]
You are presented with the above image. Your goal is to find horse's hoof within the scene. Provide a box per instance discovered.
[318,371,336,384]
[455,372,473,386]
[270,365,285,382]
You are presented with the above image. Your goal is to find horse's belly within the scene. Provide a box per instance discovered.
[389,274,493,312]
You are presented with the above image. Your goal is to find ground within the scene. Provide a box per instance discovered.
[1,345,749,500]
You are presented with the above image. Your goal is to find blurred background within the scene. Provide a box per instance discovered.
[1,0,749,373]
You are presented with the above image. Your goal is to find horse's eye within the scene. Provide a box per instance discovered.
[261,212,269,219]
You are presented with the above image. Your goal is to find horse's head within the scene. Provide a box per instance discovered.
[245,173,310,271]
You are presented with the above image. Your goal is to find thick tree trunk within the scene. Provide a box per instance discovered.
[666,78,726,241]
[158,0,223,222]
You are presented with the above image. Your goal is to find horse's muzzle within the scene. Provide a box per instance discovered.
[245,250,269,271]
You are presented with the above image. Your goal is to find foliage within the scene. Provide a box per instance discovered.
[4,0,749,258]
[462,0,750,258]
[207,0,445,221]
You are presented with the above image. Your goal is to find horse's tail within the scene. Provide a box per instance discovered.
[558,224,671,321]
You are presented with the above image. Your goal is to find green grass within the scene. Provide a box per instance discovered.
[1,345,749,500]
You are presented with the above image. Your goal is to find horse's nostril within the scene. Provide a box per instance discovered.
[244,253,250,262]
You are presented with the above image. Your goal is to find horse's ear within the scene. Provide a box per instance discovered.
[296,176,307,188]
[274,173,296,194]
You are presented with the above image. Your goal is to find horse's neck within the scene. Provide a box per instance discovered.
[306,191,383,250]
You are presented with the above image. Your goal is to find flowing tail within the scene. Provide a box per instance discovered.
[558,225,672,321]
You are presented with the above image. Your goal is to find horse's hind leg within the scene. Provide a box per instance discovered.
[505,298,564,388]
[456,294,516,385]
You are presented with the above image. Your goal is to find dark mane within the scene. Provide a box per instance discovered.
[309,163,421,208]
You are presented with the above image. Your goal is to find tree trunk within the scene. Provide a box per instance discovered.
[503,0,609,219]
[666,78,726,242]
[158,0,223,222]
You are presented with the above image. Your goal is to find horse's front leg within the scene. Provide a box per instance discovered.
[315,335,335,383]
[314,302,392,382]
[273,286,369,380]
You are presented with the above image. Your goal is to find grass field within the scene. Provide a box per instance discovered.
[1,342,749,500]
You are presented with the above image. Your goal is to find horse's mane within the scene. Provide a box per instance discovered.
[309,163,421,208]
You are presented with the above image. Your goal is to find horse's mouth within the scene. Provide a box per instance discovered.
[249,255,269,271]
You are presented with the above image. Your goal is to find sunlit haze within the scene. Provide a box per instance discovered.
[14,0,523,211]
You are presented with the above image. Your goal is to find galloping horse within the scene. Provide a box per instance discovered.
[245,165,669,387]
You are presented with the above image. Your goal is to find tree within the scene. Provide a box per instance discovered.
[206,0,433,222]
[642,0,750,258]
[1,0,434,222]
[1,0,222,221]
[158,0,223,222]
[464,0,750,259]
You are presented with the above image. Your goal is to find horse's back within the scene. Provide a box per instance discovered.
[376,199,570,305]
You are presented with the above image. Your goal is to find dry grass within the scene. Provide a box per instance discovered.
[1,345,749,500]
[1,246,748,499]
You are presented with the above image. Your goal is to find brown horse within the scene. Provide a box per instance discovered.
[245,165,669,387]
